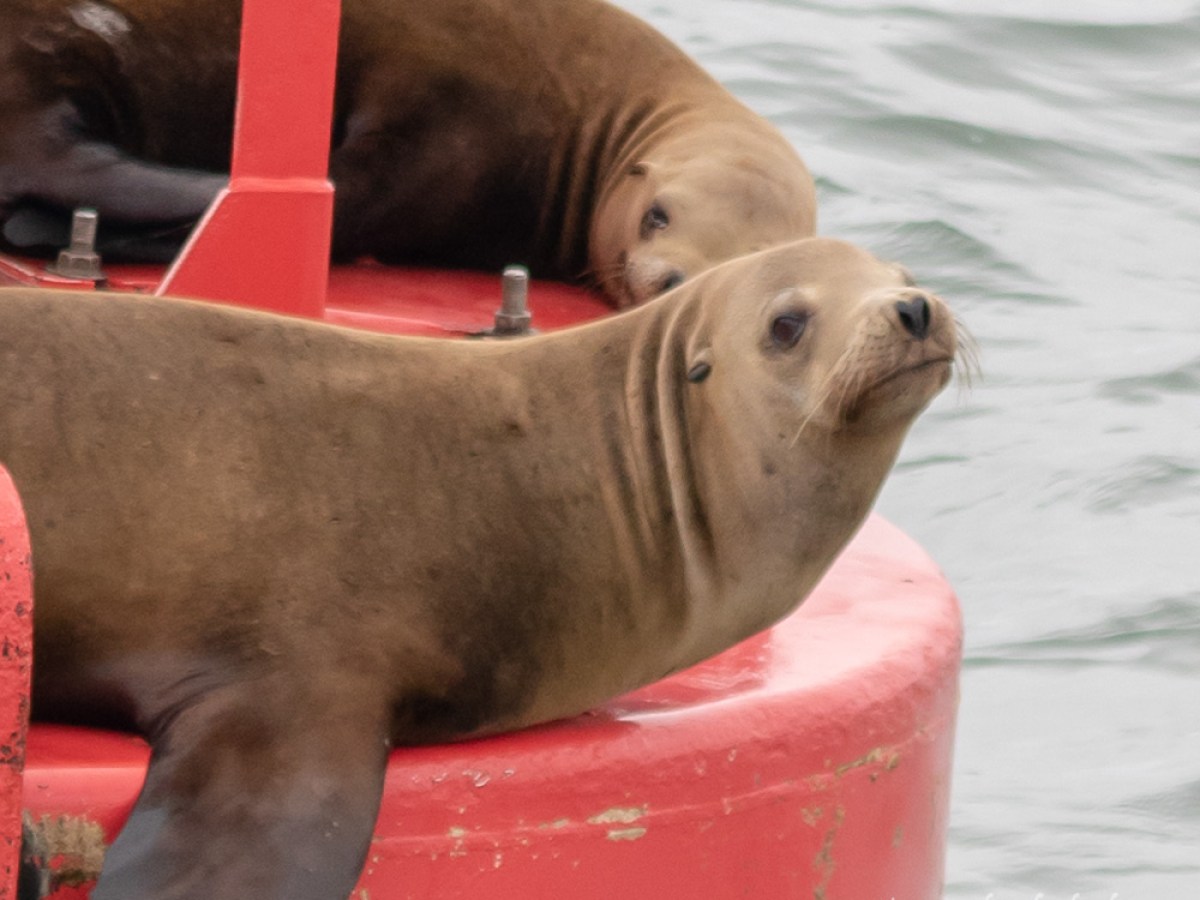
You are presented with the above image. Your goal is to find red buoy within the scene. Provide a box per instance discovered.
[0,468,32,899]
[21,513,958,898]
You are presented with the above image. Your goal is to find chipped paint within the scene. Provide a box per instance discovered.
[585,806,646,826]
[605,827,647,842]
[24,812,107,889]
[833,746,901,778]
[446,825,469,859]
[537,818,570,831]
[463,769,491,787]
[811,806,844,900]
[585,806,649,842]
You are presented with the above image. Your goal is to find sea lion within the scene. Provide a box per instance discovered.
[0,237,959,898]
[0,0,816,306]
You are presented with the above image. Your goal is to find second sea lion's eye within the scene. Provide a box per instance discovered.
[770,313,808,349]
[640,202,669,238]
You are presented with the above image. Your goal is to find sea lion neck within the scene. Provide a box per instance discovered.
[613,296,719,610]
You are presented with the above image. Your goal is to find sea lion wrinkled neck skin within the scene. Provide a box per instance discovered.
[0,0,815,304]
[0,237,952,899]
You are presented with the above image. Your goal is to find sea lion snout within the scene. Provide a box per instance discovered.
[622,251,687,303]
[894,293,932,340]
[824,283,956,429]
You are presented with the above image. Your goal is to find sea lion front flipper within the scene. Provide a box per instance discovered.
[92,683,390,900]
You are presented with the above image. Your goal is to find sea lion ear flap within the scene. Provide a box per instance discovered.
[687,348,714,384]
[628,161,657,178]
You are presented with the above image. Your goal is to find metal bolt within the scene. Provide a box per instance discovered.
[49,208,106,283]
[493,265,532,335]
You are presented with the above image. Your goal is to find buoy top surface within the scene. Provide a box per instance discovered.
[26,513,960,798]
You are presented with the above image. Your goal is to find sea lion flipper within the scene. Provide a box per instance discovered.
[92,685,390,900]
[1,102,224,260]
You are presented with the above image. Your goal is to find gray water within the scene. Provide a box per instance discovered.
[615,1,1200,897]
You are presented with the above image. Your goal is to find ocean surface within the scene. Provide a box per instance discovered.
[614,1,1200,897]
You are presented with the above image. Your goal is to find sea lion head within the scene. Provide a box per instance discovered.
[590,123,817,308]
[678,237,959,442]
[617,235,963,666]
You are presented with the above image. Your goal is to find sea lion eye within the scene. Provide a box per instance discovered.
[659,270,685,292]
[770,313,808,349]
[640,202,669,239]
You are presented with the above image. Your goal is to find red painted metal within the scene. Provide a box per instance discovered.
[0,468,32,900]
[1,254,612,337]
[22,515,960,899]
[153,0,341,316]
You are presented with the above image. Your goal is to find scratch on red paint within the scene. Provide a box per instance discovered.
[811,805,844,900]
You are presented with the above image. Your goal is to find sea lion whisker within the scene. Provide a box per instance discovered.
[952,317,982,392]
[788,343,858,447]
[582,261,635,302]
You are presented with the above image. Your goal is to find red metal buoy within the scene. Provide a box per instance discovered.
[0,468,33,900]
[20,513,959,898]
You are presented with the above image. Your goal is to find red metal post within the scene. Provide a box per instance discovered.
[155,0,341,317]
[0,467,33,899]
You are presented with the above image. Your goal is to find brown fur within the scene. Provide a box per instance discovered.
[0,238,956,897]
[0,0,815,304]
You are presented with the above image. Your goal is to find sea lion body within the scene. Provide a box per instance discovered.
[0,238,956,897]
[0,0,816,304]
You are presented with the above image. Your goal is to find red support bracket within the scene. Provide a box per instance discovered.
[0,467,33,899]
[155,0,342,317]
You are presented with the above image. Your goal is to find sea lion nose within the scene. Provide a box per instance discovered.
[895,294,931,341]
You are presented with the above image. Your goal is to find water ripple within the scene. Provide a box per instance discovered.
[1086,456,1200,514]
[855,219,1067,305]
[1121,778,1200,824]
[1098,356,1200,405]
[965,594,1200,673]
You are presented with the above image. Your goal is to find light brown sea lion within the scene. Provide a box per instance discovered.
[0,0,816,306]
[0,237,958,898]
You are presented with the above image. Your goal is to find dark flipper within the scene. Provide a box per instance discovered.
[92,682,390,900]
[0,105,226,261]
[17,137,227,226]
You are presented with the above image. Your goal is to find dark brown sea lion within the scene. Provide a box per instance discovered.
[0,237,958,898]
[0,0,816,305]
